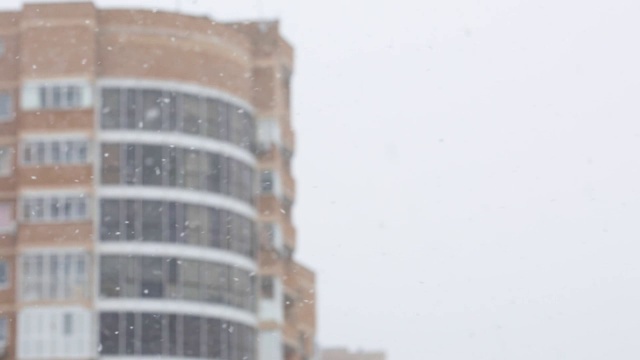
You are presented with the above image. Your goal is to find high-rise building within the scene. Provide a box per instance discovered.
[321,348,386,360]
[0,2,315,360]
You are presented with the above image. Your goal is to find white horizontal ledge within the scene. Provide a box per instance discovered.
[98,186,256,220]
[101,358,204,360]
[98,130,256,167]
[96,299,258,327]
[98,242,257,272]
[101,357,210,360]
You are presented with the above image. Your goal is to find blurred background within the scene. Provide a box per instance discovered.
[3,1,640,360]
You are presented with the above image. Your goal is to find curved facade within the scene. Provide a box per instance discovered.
[0,2,315,360]
[93,12,260,360]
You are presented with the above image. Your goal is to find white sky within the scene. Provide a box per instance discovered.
[5,0,640,359]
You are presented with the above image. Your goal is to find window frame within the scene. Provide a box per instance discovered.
[21,79,93,111]
[0,260,9,290]
[20,193,91,223]
[0,146,11,177]
[0,316,7,346]
[0,92,13,122]
[19,250,89,302]
[20,135,91,166]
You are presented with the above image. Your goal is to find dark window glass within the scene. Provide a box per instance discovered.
[240,217,252,257]
[167,92,179,131]
[141,90,163,131]
[220,156,230,195]
[184,204,201,246]
[141,145,163,186]
[220,321,230,360]
[122,256,138,297]
[206,98,219,139]
[100,200,120,241]
[207,153,222,192]
[52,86,62,108]
[184,150,201,190]
[182,260,200,301]
[124,144,139,185]
[183,94,202,135]
[167,257,180,299]
[229,159,240,199]
[101,89,121,129]
[218,102,229,142]
[168,314,178,356]
[165,146,179,187]
[240,164,253,203]
[209,208,221,249]
[183,316,201,357]
[141,313,163,355]
[207,318,222,358]
[124,312,137,355]
[260,170,273,193]
[125,200,138,240]
[99,312,120,355]
[39,87,47,109]
[261,276,274,299]
[175,202,185,244]
[241,111,255,152]
[140,257,163,298]
[100,256,121,297]
[228,104,241,145]
[168,202,178,244]
[142,201,163,242]
[125,89,139,129]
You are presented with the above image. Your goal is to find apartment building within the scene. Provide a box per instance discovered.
[0,2,315,360]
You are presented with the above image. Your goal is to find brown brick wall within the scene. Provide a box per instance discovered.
[17,223,94,248]
[17,165,93,188]
[18,110,94,131]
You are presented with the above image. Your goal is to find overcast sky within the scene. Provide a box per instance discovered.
[6,0,640,359]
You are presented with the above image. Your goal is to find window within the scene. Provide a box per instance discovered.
[0,316,6,345]
[261,277,274,299]
[99,199,257,257]
[20,251,89,301]
[21,82,92,111]
[100,255,256,311]
[22,195,89,223]
[257,119,281,152]
[0,202,13,232]
[99,313,119,355]
[0,260,9,289]
[0,93,12,121]
[0,146,12,176]
[260,170,274,193]
[141,145,163,185]
[22,138,90,166]
[98,312,256,360]
[261,222,282,251]
[101,88,121,129]
[63,313,73,335]
[101,144,121,184]
[18,308,91,359]
[99,87,254,148]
